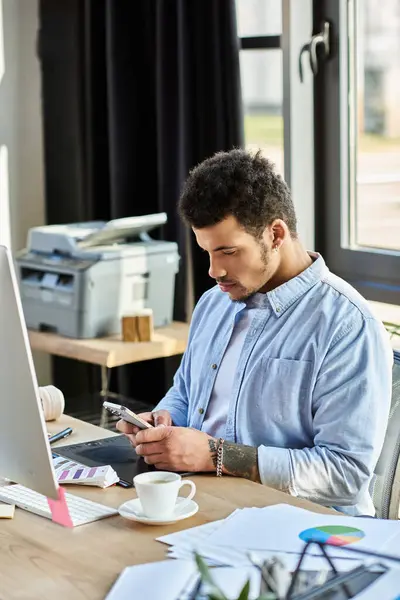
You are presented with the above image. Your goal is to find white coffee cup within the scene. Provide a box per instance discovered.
[133,471,196,519]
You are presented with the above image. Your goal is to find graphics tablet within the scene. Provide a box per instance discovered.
[54,434,154,487]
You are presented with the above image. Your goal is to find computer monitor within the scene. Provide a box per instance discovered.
[0,245,58,499]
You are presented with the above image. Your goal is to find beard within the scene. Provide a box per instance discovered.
[228,241,272,302]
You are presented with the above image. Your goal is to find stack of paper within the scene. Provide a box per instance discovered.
[105,559,262,600]
[52,455,119,488]
[157,503,400,572]
[105,552,400,600]
[105,505,400,599]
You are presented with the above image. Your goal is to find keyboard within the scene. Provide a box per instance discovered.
[0,484,118,527]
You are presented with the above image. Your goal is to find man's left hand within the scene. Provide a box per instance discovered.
[134,425,215,472]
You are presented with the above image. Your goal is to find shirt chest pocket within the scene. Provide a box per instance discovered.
[261,358,312,424]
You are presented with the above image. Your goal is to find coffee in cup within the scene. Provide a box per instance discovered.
[133,471,196,519]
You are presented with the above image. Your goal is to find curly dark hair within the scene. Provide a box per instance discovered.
[179,148,297,237]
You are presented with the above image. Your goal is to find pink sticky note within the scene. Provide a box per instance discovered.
[47,486,74,528]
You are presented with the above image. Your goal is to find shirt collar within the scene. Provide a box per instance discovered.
[247,253,329,317]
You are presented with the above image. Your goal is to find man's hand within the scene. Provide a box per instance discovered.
[116,409,172,448]
[135,425,215,472]
[118,411,261,481]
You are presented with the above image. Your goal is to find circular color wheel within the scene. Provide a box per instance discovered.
[299,525,365,546]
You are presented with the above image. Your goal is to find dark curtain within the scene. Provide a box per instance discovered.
[38,0,243,409]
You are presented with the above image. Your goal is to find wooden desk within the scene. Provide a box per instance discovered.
[1,416,333,600]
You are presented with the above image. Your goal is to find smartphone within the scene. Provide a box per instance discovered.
[102,401,153,429]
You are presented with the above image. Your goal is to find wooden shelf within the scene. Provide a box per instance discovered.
[28,321,190,368]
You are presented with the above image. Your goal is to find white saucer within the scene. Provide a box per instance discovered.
[118,497,199,525]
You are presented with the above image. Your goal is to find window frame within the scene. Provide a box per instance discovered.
[315,0,400,305]
[239,35,281,50]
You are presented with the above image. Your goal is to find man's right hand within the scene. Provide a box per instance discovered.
[116,409,172,447]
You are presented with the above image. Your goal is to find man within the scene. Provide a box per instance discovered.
[117,149,392,515]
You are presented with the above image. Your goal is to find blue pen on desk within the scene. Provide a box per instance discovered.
[48,427,73,445]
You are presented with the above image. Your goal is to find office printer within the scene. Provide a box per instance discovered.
[16,213,179,338]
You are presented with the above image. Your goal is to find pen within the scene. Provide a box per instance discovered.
[48,427,73,445]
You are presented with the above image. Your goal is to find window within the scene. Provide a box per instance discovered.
[240,50,284,173]
[317,0,400,304]
[237,0,315,247]
[235,0,400,305]
[236,0,282,37]
[353,1,400,252]
[236,1,284,174]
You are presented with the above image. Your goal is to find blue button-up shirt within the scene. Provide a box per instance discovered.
[155,254,393,515]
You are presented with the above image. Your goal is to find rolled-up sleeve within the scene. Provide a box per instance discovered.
[258,316,393,511]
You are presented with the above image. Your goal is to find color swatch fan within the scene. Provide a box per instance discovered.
[53,455,119,488]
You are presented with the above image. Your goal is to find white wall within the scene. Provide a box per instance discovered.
[0,0,51,384]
